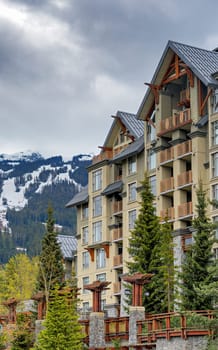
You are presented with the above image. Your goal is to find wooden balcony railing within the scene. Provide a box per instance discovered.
[159,147,174,163]
[160,177,174,193]
[176,140,192,157]
[177,170,192,187]
[112,227,123,241]
[160,207,175,220]
[112,201,123,214]
[105,317,129,342]
[113,255,123,267]
[92,150,113,164]
[113,145,128,156]
[113,282,121,294]
[178,201,193,217]
[158,109,191,135]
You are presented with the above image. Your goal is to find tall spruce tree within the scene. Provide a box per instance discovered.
[127,173,162,313]
[37,206,64,307]
[33,283,84,350]
[180,182,215,310]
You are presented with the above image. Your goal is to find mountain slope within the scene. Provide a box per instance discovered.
[0,152,92,262]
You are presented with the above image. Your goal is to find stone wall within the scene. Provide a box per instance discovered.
[156,336,208,350]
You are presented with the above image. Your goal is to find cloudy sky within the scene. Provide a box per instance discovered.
[1,0,218,159]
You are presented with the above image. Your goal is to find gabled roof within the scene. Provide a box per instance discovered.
[57,234,77,260]
[65,186,88,208]
[137,40,218,119]
[112,135,144,163]
[104,110,144,147]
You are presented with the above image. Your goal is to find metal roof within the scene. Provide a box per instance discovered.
[57,234,77,260]
[65,186,88,208]
[116,110,144,138]
[112,135,144,163]
[101,180,123,196]
[137,40,218,119]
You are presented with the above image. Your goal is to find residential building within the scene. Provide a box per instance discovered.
[67,41,218,315]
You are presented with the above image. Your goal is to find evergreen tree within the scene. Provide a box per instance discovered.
[127,173,161,313]
[180,182,215,310]
[37,206,64,308]
[33,283,84,350]
[11,313,34,350]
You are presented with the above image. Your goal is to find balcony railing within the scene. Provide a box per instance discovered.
[113,255,123,267]
[113,282,121,294]
[160,207,175,220]
[176,140,192,157]
[92,150,113,164]
[158,109,191,135]
[160,177,174,193]
[177,170,192,187]
[112,201,123,214]
[112,227,123,241]
[178,201,193,217]
[159,147,174,163]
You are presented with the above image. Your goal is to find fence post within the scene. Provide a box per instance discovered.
[89,312,105,349]
[129,306,145,346]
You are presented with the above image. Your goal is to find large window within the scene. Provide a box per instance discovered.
[82,203,88,219]
[212,120,218,146]
[92,221,102,243]
[82,226,89,245]
[93,195,102,217]
[128,209,137,230]
[82,276,89,294]
[150,175,156,196]
[147,149,156,170]
[128,156,136,174]
[128,182,137,201]
[82,251,89,269]
[92,169,102,192]
[96,248,106,269]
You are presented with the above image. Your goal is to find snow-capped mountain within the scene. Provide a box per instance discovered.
[0,151,92,261]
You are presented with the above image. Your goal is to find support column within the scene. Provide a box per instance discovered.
[89,312,105,349]
[129,306,145,346]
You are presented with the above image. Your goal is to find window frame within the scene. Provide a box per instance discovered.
[92,169,102,192]
[92,221,102,243]
[128,156,137,175]
[128,182,137,201]
[93,195,102,217]
[212,120,218,146]
[82,251,90,269]
[128,209,137,230]
[96,248,106,269]
[82,226,89,245]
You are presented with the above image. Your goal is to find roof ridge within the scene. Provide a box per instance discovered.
[169,40,218,54]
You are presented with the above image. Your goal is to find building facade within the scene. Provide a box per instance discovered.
[67,41,218,315]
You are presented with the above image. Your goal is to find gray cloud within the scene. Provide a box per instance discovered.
[1,0,218,158]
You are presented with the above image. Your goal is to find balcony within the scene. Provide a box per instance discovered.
[112,201,123,215]
[112,227,123,241]
[176,140,192,158]
[92,150,113,164]
[160,207,175,220]
[177,170,192,188]
[113,255,123,267]
[179,88,190,106]
[159,147,174,164]
[178,202,193,218]
[160,177,174,193]
[113,282,121,294]
[158,109,191,136]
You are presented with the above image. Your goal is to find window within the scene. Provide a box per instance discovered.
[92,221,102,243]
[82,251,89,269]
[93,195,102,217]
[212,153,218,177]
[96,248,106,269]
[212,120,218,145]
[82,204,88,219]
[147,111,156,142]
[212,184,218,202]
[147,149,156,170]
[96,273,106,282]
[82,302,89,312]
[82,226,88,245]
[120,131,125,143]
[150,175,156,196]
[92,169,102,192]
[128,209,137,230]
[82,276,89,294]
[128,156,136,174]
[213,89,218,113]
[213,216,218,240]
[128,182,137,201]
[101,299,106,311]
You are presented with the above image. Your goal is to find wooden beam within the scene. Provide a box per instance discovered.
[85,247,95,262]
[200,88,212,116]
[145,83,160,104]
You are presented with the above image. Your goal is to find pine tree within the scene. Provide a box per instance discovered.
[127,173,161,313]
[33,284,84,350]
[180,182,215,310]
[37,206,64,308]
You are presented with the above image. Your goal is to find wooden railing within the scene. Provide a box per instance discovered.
[178,201,193,217]
[158,109,191,135]
[113,255,123,267]
[113,201,123,214]
[112,227,123,241]
[177,170,192,187]
[159,147,174,163]
[105,317,129,342]
[160,207,175,221]
[137,310,215,343]
[160,177,174,193]
[176,139,192,157]
[92,150,113,164]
